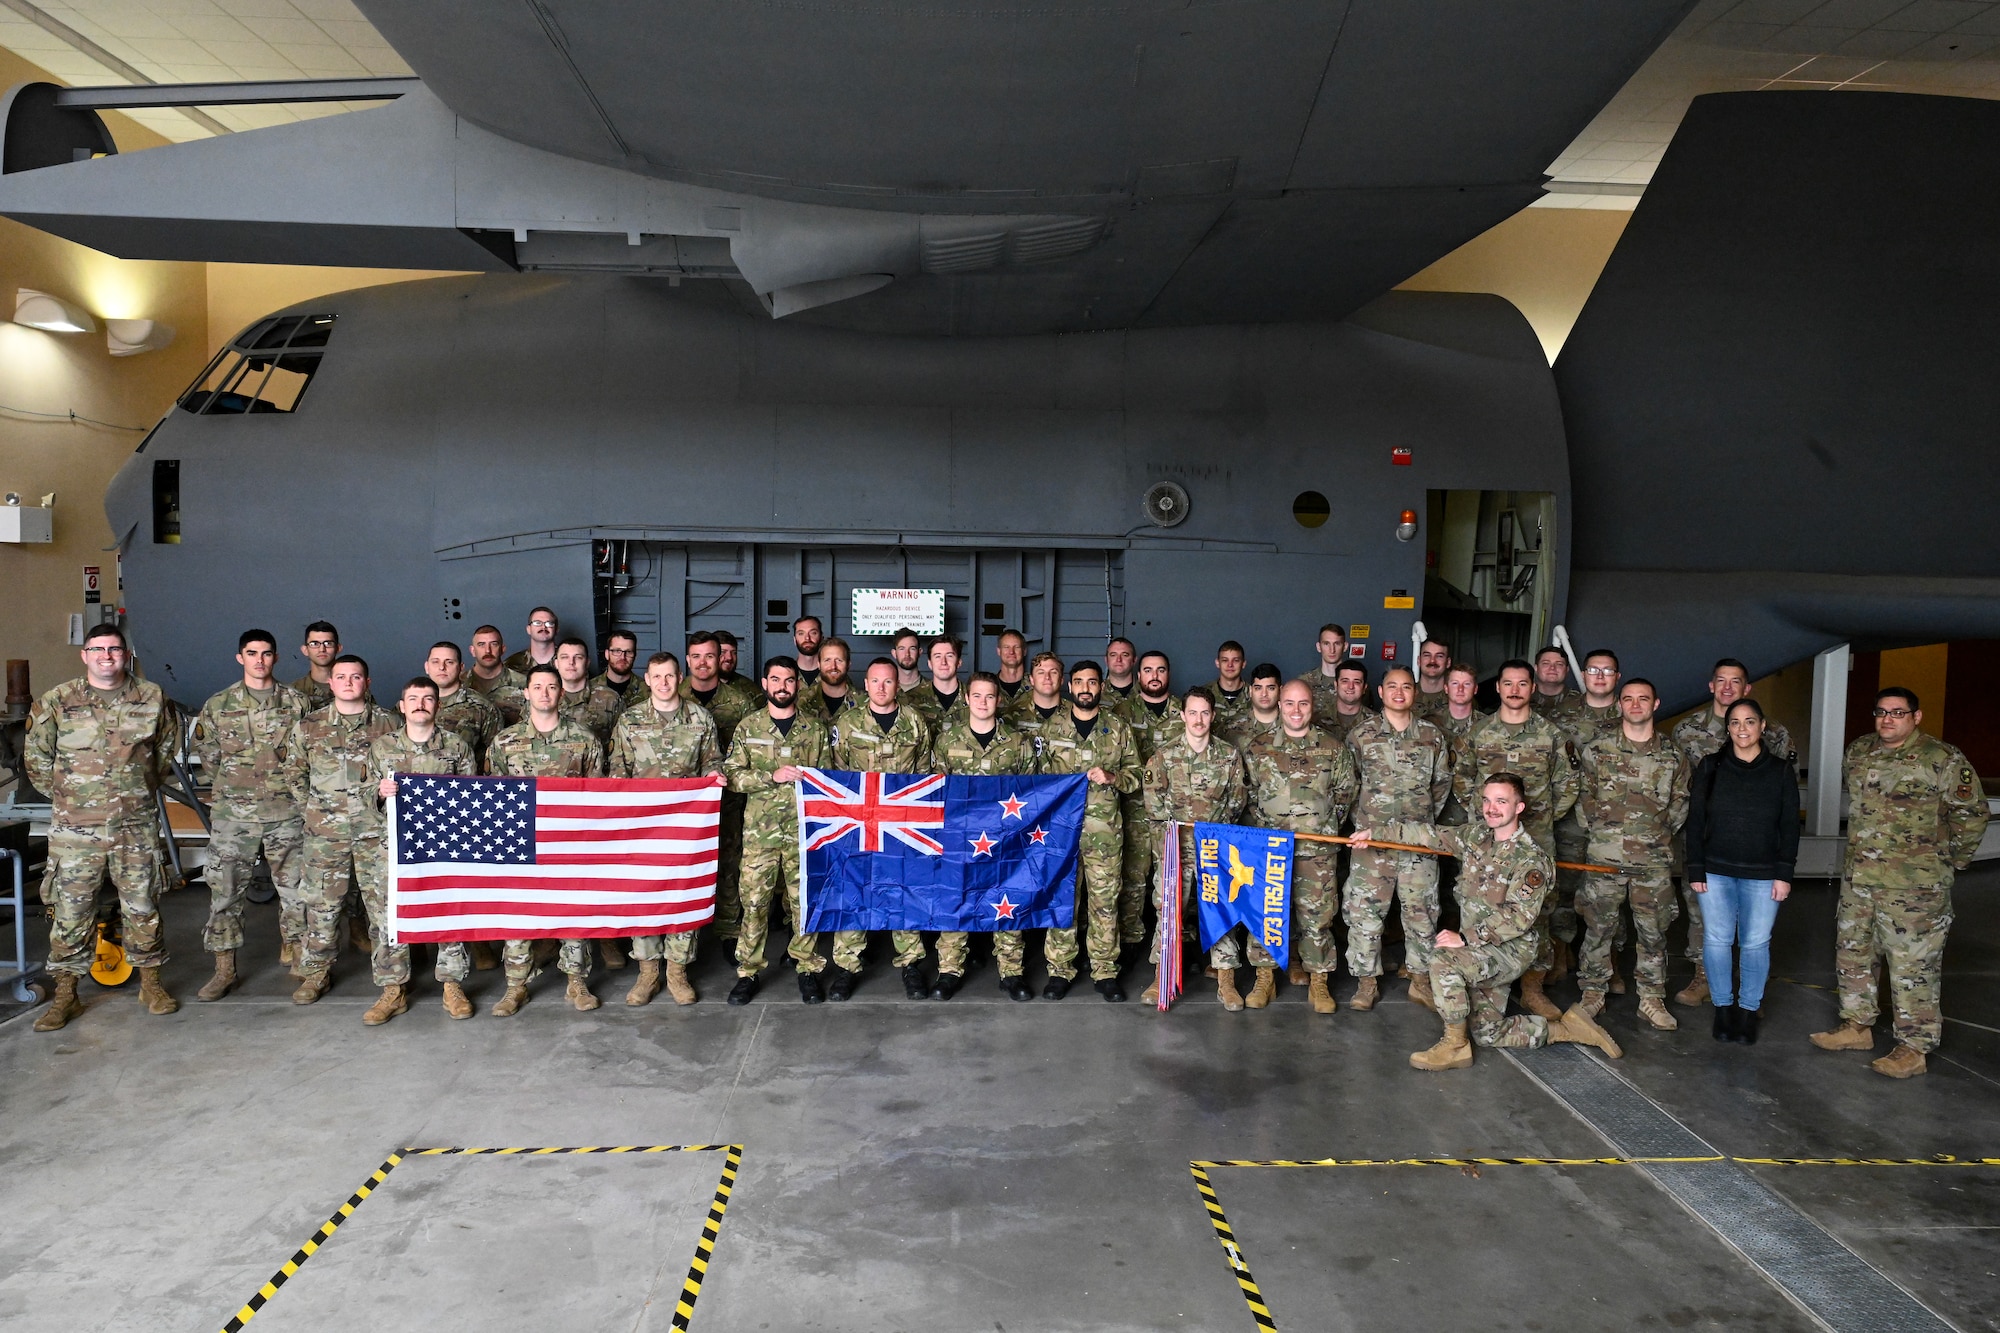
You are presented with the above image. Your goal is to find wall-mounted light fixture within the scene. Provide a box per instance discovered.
[107,318,175,356]
[14,289,97,334]
[1395,508,1419,542]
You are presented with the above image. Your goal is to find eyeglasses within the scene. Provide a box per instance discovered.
[528,619,557,628]
[304,640,337,650]
[80,646,125,657]
[1872,707,1913,719]
[1583,667,1617,677]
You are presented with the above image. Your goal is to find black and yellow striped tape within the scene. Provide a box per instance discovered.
[1189,1163,1279,1331]
[1192,1154,2000,1169]
[217,1145,744,1333]
[219,1153,403,1333]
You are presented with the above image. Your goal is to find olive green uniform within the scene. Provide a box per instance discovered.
[724,709,834,977]
[1038,709,1143,981]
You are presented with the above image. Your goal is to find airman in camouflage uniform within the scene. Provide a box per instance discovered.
[830,661,937,990]
[609,653,721,1006]
[907,636,970,733]
[1575,691,1690,1029]
[1143,690,1253,1005]
[1672,659,1796,1002]
[723,659,834,1002]
[485,670,608,1014]
[1217,664,1284,752]
[685,631,761,939]
[1039,662,1142,997]
[465,624,527,724]
[1343,669,1454,1011]
[1811,690,1989,1077]
[798,637,861,736]
[27,629,181,1030]
[1117,653,1185,951]
[930,678,1039,999]
[1245,679,1359,1013]
[284,657,400,1005]
[190,631,311,1001]
[1530,646,1580,720]
[367,681,475,1022]
[435,681,501,768]
[1200,639,1252,737]
[1452,662,1582,1015]
[560,680,626,743]
[1357,774,1621,1070]
[1413,639,1454,722]
[1301,625,1349,725]
[1547,675,1622,967]
[1313,661,1376,740]
[591,630,648,710]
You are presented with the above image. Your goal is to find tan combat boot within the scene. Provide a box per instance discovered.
[197,950,238,1002]
[626,959,662,1006]
[139,967,179,1015]
[470,940,499,971]
[292,970,330,1005]
[665,962,697,1006]
[363,984,408,1026]
[599,939,627,971]
[491,983,530,1017]
[33,974,83,1031]
[1608,968,1628,996]
[348,912,373,954]
[1308,972,1336,1015]
[441,981,473,1019]
[1673,964,1708,1006]
[1140,979,1161,1005]
[1245,967,1277,1010]
[1638,997,1678,1031]
[1810,1020,1875,1051]
[1350,976,1380,1011]
[1407,973,1436,1013]
[1410,1022,1474,1071]
[1548,1004,1623,1058]
[566,976,601,1011]
[1287,965,1308,987]
[1578,988,1607,1018]
[1518,970,1563,1020]
[1871,1045,1927,1079]
[1548,937,1572,985]
[1216,970,1245,1012]
[279,938,298,968]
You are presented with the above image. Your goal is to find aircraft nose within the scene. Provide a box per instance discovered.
[104,449,150,551]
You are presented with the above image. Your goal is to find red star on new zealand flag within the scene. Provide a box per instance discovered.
[999,793,1026,819]
[991,895,1018,921]
[1027,825,1049,845]
[969,830,996,857]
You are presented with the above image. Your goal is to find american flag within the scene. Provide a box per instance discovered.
[387,774,722,942]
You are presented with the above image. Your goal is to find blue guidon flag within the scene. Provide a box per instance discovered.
[797,769,1089,933]
[1193,821,1293,970]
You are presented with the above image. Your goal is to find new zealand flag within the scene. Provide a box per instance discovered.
[798,769,1089,933]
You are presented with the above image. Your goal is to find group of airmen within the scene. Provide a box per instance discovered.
[22,611,1987,1080]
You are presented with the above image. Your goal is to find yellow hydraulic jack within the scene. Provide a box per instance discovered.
[89,922,132,986]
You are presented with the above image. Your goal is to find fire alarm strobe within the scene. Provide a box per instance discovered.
[1391,447,1412,466]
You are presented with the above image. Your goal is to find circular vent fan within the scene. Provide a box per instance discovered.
[1141,480,1190,528]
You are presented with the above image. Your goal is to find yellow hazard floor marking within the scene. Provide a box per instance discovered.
[216,1146,743,1333]
[1189,1164,1279,1331]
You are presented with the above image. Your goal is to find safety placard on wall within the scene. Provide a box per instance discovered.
[83,565,101,605]
[850,588,945,636]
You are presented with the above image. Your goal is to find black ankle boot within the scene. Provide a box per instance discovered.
[1712,1003,1736,1042]
[1735,1006,1759,1044]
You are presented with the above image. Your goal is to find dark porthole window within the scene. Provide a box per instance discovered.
[1293,491,1331,529]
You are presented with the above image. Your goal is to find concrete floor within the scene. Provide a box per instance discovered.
[2,867,1997,1332]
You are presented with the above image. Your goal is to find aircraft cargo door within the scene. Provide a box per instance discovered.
[597,541,1122,672]
[1418,491,1557,677]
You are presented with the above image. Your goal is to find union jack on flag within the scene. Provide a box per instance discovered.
[799,769,947,855]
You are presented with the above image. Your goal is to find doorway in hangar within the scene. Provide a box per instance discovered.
[594,542,1125,672]
[1418,490,1558,678]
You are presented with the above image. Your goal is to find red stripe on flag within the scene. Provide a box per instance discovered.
[535,824,716,843]
[396,896,714,919]
[533,776,723,793]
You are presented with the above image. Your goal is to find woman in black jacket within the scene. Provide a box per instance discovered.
[1684,699,1800,1044]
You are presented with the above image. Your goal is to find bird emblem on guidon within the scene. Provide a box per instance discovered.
[799,770,946,854]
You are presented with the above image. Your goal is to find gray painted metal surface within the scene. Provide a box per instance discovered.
[107,283,1565,707]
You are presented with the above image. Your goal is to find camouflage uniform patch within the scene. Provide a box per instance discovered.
[25,676,177,976]
[464,666,527,726]
[434,686,502,769]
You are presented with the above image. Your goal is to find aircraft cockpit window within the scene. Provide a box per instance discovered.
[177,313,336,415]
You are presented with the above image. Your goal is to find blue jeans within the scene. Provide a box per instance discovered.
[1700,875,1782,1010]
